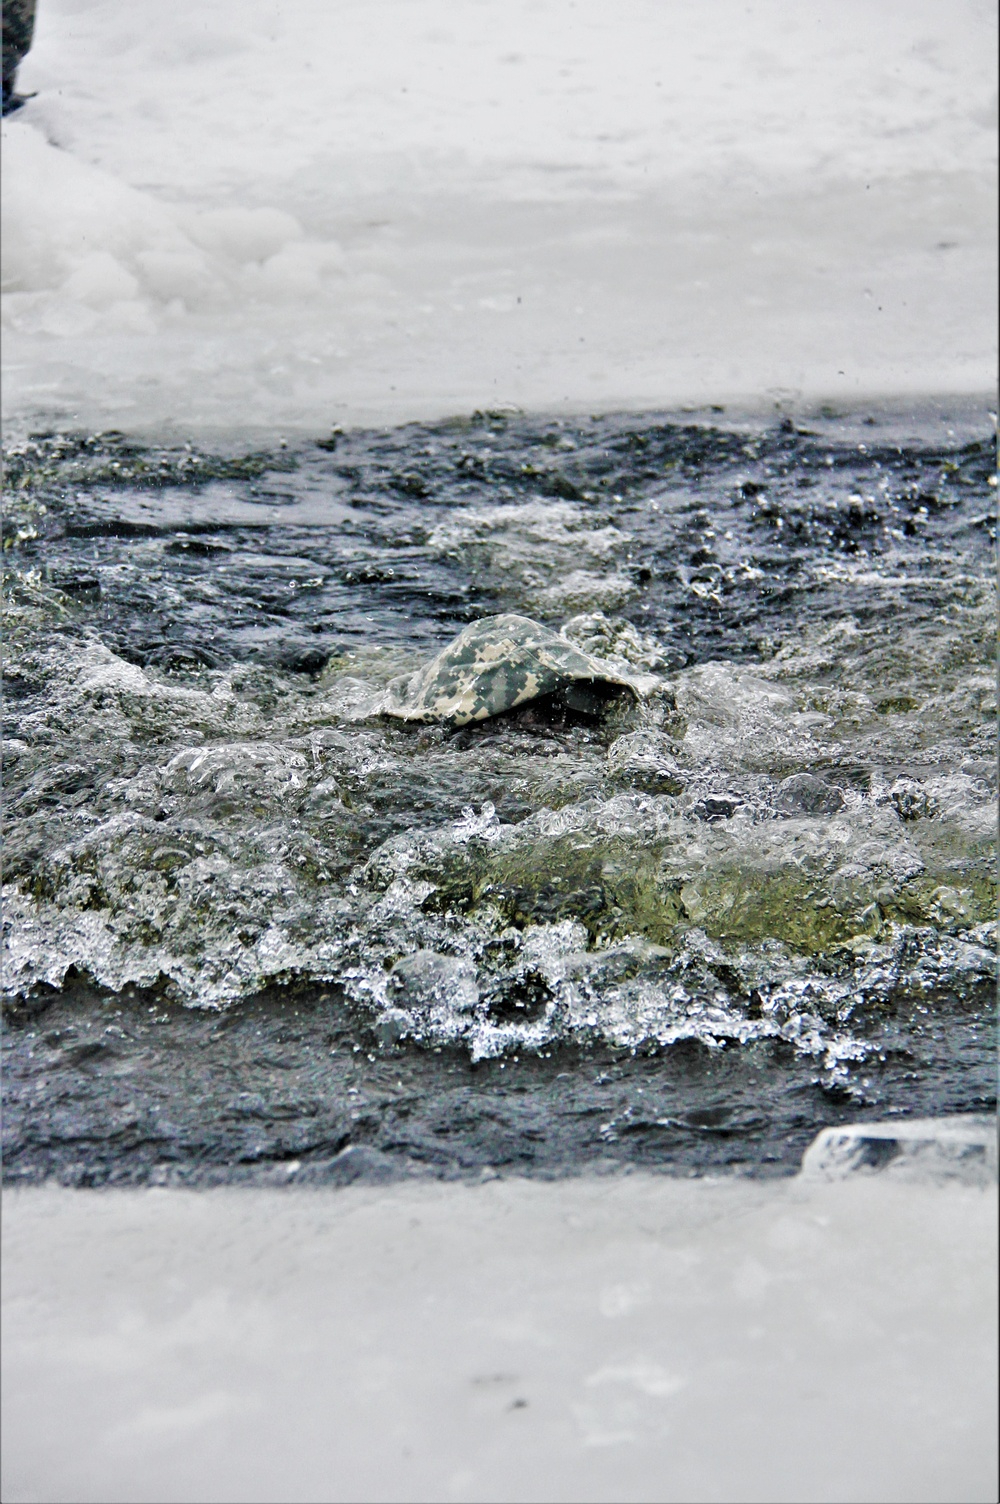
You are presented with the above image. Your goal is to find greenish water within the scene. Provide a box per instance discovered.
[2,408,996,1184]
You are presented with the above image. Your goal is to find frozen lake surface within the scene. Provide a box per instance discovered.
[3,1172,997,1503]
[2,0,997,431]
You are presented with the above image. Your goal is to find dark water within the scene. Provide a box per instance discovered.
[2,408,996,1185]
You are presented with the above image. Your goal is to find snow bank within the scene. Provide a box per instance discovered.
[2,123,345,336]
[2,0,996,433]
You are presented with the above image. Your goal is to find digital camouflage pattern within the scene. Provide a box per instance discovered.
[382,613,640,726]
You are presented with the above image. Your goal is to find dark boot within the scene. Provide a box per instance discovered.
[2,75,34,114]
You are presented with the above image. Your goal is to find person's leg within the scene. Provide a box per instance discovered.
[2,0,38,114]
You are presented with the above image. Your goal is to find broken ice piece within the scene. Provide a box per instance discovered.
[799,1115,997,1185]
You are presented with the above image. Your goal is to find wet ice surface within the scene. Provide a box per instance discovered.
[3,1176,997,1504]
[2,409,996,1184]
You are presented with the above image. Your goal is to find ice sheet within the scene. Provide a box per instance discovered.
[3,0,997,434]
[2,1172,996,1503]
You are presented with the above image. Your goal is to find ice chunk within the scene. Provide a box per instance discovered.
[185,206,303,264]
[800,1115,997,1185]
[607,730,685,794]
[774,772,845,815]
[389,951,479,1013]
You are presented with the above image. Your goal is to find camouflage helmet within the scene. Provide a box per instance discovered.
[381,613,642,727]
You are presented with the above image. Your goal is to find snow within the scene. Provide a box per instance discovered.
[3,0,997,434]
[3,1172,996,1503]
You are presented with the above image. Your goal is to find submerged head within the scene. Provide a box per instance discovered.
[381,613,642,727]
